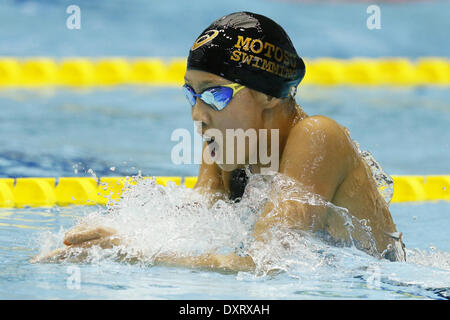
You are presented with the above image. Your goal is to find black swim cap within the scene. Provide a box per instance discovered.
[187,12,306,98]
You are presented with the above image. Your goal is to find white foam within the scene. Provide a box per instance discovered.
[35,172,450,295]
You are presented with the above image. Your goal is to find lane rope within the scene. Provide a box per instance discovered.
[0,57,448,87]
[0,175,448,207]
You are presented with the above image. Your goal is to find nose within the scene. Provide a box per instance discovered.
[191,100,211,129]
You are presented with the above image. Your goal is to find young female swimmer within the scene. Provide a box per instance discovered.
[31,12,406,270]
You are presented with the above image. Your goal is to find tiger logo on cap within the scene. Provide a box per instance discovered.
[191,29,219,51]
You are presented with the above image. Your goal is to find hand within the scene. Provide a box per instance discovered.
[30,225,120,264]
[63,225,117,246]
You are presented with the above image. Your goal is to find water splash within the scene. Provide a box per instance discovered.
[73,176,258,263]
[352,140,394,204]
[406,246,450,271]
[34,172,450,298]
[37,173,377,270]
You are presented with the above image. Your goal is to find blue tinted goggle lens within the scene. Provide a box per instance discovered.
[183,85,197,106]
[205,87,233,110]
[182,84,234,111]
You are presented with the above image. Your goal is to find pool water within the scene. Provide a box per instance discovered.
[1,181,449,300]
[1,86,449,178]
[1,0,449,300]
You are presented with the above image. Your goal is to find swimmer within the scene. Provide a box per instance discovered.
[31,12,406,270]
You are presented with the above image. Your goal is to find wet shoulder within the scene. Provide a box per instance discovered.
[296,114,339,128]
[290,115,349,144]
[285,115,355,176]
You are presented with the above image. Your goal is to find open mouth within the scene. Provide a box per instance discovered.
[203,136,217,158]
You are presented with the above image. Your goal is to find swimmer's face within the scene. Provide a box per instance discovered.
[184,69,269,171]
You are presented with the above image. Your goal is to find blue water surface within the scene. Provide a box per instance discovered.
[0,200,449,300]
[1,0,449,58]
[0,86,448,178]
[0,0,449,300]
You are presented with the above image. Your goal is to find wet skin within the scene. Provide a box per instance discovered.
[189,70,401,254]
[31,70,404,270]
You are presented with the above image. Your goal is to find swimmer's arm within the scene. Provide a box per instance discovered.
[153,252,255,273]
[33,243,255,273]
[253,116,349,241]
[31,225,255,272]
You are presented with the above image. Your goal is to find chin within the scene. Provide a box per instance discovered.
[216,162,241,172]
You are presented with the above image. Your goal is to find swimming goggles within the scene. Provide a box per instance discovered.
[182,83,245,111]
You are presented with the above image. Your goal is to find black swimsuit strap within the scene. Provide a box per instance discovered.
[229,168,248,202]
